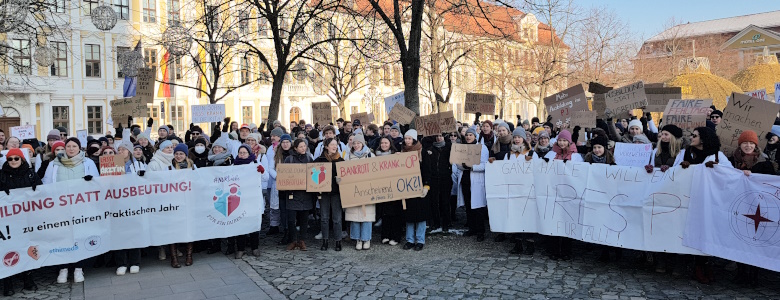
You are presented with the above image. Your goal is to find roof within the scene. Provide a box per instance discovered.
[646,10,780,43]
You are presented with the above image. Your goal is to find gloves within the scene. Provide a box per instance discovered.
[644,164,654,174]
[488,157,495,163]
[83,175,93,181]
[525,156,532,161]
[128,116,133,125]
[147,117,154,128]
[547,115,553,122]
[516,115,521,121]
[3,188,8,195]
[660,165,669,172]
[138,170,146,176]
[335,177,342,184]
[645,112,652,121]
[461,163,470,170]
[31,183,37,191]
[189,123,195,130]
[680,161,691,169]
[224,117,231,123]
[256,164,265,173]
[563,159,568,163]
[421,186,429,198]
[705,161,717,168]
[494,115,499,120]
[475,112,482,118]
[542,157,550,163]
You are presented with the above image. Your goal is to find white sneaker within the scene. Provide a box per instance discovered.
[374,219,383,227]
[116,266,127,276]
[388,240,399,246]
[356,241,363,250]
[57,268,68,284]
[314,232,323,240]
[381,238,390,244]
[363,241,370,250]
[158,246,166,260]
[74,268,85,283]
[129,266,140,274]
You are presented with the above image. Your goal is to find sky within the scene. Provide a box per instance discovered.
[574,0,780,40]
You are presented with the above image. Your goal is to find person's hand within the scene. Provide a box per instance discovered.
[461,163,470,170]
[257,164,265,173]
[644,164,654,173]
[705,161,717,168]
[475,112,482,118]
[421,186,429,198]
[190,123,195,130]
[83,175,93,181]
[645,112,652,121]
[660,165,669,172]
[516,115,521,120]
[680,161,691,169]
[542,157,550,163]
[488,157,495,163]
[3,188,8,195]
[31,183,37,191]
[335,177,342,184]
[525,156,532,161]
[494,115,499,120]
[138,170,146,176]
[547,115,553,122]
[128,116,133,125]
[743,170,751,176]
[147,117,154,128]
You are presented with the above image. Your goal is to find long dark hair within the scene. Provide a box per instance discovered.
[292,139,307,154]
[377,136,397,153]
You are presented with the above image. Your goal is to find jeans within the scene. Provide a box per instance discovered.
[406,221,426,244]
[350,222,372,241]
[115,249,140,267]
[319,194,342,241]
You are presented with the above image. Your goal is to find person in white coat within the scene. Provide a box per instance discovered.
[146,140,175,172]
[456,127,489,242]
[646,124,685,172]
[268,134,294,243]
[43,138,100,285]
[543,129,584,163]
[344,134,376,250]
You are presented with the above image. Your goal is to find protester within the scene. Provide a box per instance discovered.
[229,144,267,258]
[345,134,376,250]
[456,127,489,242]
[646,124,684,172]
[544,130,583,162]
[269,134,293,241]
[188,138,210,168]
[313,126,347,158]
[533,131,552,159]
[136,133,155,162]
[315,138,345,251]
[478,120,496,152]
[376,136,403,246]
[399,130,428,250]
[497,127,535,255]
[421,134,453,233]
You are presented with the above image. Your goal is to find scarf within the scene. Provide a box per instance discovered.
[433,140,446,148]
[553,142,578,160]
[234,153,257,165]
[57,151,84,168]
[209,151,231,166]
[492,134,512,155]
[151,150,174,167]
[375,149,393,156]
[510,144,525,154]
[591,154,607,164]
[323,151,341,162]
[534,144,551,158]
[403,141,422,154]
[175,160,190,170]
[684,146,713,165]
[351,147,368,159]
[732,148,760,170]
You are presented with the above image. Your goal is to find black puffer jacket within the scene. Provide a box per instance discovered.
[283,151,314,211]
[421,140,452,188]
[188,147,210,168]
[0,161,43,192]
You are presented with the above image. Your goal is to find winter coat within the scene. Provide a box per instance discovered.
[189,148,210,168]
[344,150,376,222]
[456,143,489,209]
[421,142,452,187]
[283,151,315,211]
[124,157,147,174]
[42,153,100,184]
[268,146,292,210]
[402,141,429,222]
[366,134,380,152]
[0,161,42,191]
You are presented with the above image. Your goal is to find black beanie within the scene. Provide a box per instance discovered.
[591,134,609,149]
[65,137,82,148]
[661,124,683,139]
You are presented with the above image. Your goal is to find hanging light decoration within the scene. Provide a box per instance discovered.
[0,0,29,33]
[292,62,307,81]
[162,25,192,56]
[91,4,118,31]
[223,30,239,46]
[33,44,55,67]
[118,49,144,77]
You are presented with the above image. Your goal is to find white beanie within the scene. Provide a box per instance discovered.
[628,119,643,131]
[404,129,418,141]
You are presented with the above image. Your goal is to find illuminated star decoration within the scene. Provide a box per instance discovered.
[742,204,774,233]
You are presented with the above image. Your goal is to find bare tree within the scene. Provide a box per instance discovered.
[569,6,635,88]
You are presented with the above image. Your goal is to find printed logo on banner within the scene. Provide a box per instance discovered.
[27,246,39,260]
[84,236,101,251]
[49,243,78,254]
[729,191,780,247]
[311,165,327,184]
[3,251,20,267]
[213,183,241,217]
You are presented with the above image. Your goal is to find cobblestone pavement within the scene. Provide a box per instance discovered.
[6,214,780,299]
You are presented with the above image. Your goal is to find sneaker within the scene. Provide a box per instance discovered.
[362,241,370,250]
[374,219,382,227]
[57,268,68,284]
[314,232,323,240]
[403,242,414,250]
[158,246,167,261]
[73,268,85,283]
[414,243,424,251]
[429,227,443,234]
[356,241,363,250]
[381,238,390,244]
[129,266,140,274]
[388,240,399,246]
[116,266,127,276]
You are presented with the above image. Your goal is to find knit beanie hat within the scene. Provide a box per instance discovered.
[496,122,510,132]
[247,133,262,143]
[710,110,723,118]
[158,125,169,134]
[117,139,134,152]
[6,148,24,160]
[228,132,238,140]
[65,137,82,148]
[557,130,572,143]
[47,129,61,141]
[390,124,401,132]
[352,134,366,146]
[532,127,545,135]
[628,119,643,131]
[661,124,683,139]
[271,127,285,137]
[465,127,478,137]
[57,126,67,134]
[531,117,540,124]
[193,137,209,147]
[158,140,173,150]
[132,127,141,136]
[591,134,609,149]
[212,135,229,151]
[738,130,759,146]
[280,134,292,142]
[136,132,151,143]
[512,127,527,140]
[522,120,530,126]
[632,134,651,144]
[50,141,66,151]
[404,129,418,141]
[174,143,188,154]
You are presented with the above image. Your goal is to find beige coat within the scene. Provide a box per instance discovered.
[344,150,376,222]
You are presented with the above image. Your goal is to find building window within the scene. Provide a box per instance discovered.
[239,11,249,35]
[84,0,98,15]
[456,103,462,120]
[144,48,157,68]
[350,106,358,115]
[257,17,267,36]
[87,106,103,134]
[143,0,156,22]
[241,106,253,125]
[174,56,182,79]
[116,46,129,77]
[85,44,101,78]
[260,106,270,122]
[49,0,65,13]
[50,42,68,77]
[113,0,129,20]
[53,106,69,129]
[393,66,401,86]
[167,0,179,25]
[170,105,184,133]
[11,39,31,75]
[240,56,250,84]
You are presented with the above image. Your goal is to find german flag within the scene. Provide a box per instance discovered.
[157,51,172,98]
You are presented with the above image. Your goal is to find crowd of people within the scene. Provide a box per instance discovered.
[3,106,777,296]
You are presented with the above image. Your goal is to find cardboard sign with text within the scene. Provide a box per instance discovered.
[388,102,416,124]
[135,67,156,105]
[275,164,308,190]
[312,102,332,125]
[99,155,125,176]
[661,99,712,131]
[414,111,456,136]
[591,94,608,119]
[605,81,647,118]
[645,85,682,112]
[449,144,482,166]
[384,91,404,113]
[717,93,780,156]
[570,111,596,128]
[613,142,653,167]
[306,162,332,193]
[350,112,374,125]
[111,97,149,122]
[336,151,422,208]
[191,104,226,123]
[465,93,496,114]
[10,125,35,140]
[544,84,588,127]
[745,88,768,100]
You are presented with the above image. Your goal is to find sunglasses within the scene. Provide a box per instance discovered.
[7,157,21,161]
[710,116,721,119]
[192,132,201,136]
[691,134,699,138]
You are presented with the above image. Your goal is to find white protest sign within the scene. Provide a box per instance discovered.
[384,91,404,113]
[191,104,226,123]
[0,165,262,280]
[76,130,88,148]
[485,159,702,254]
[613,142,653,167]
[10,125,35,140]
[745,88,768,100]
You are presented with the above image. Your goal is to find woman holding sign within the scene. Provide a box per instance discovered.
[376,136,403,246]
[645,124,684,173]
[400,130,430,251]
[345,134,376,250]
[456,128,489,242]
[543,130,583,163]
[314,138,344,251]
[270,134,293,245]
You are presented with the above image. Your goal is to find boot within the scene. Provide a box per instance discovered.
[286,241,298,251]
[509,241,523,254]
[169,245,181,268]
[320,240,328,251]
[278,231,292,246]
[334,241,342,251]
[206,240,220,254]
[3,278,13,297]
[185,243,194,266]
[22,272,36,291]
[298,241,307,251]
[694,265,709,284]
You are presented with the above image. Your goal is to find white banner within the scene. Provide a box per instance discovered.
[0,165,263,279]
[684,165,780,272]
[486,159,702,254]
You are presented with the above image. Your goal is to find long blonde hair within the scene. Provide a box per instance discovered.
[656,134,682,158]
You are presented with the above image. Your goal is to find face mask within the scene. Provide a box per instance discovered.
[195,146,206,154]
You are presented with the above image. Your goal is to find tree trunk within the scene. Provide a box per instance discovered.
[402,59,421,116]
[536,85,547,120]
[338,99,346,119]
[268,73,285,124]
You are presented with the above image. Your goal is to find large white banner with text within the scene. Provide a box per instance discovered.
[486,159,702,255]
[0,166,263,279]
